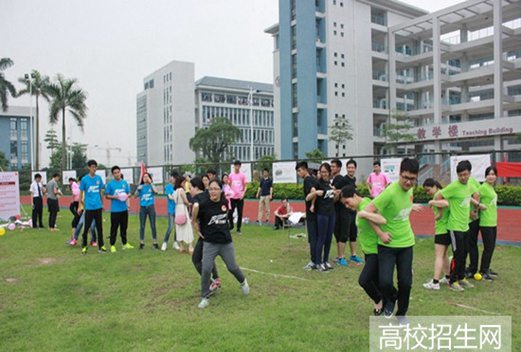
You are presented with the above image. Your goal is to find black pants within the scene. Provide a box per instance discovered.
[274,215,287,229]
[359,254,382,304]
[47,198,59,228]
[70,201,80,228]
[449,230,467,282]
[83,209,104,249]
[230,199,244,231]
[307,217,318,263]
[32,197,44,228]
[466,219,480,274]
[378,245,413,316]
[192,239,219,280]
[479,226,497,273]
[110,211,128,246]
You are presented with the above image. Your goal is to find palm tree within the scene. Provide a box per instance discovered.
[46,74,88,171]
[0,58,17,112]
[17,70,50,170]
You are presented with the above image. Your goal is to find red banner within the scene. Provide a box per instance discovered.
[496,162,521,178]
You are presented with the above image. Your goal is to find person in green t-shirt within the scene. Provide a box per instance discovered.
[364,158,423,320]
[341,185,387,316]
[422,178,451,291]
[477,166,498,281]
[435,160,484,292]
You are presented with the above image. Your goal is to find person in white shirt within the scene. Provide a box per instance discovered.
[29,173,46,228]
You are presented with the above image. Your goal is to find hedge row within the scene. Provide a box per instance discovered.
[244,182,521,206]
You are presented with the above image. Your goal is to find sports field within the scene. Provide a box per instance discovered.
[1,207,520,351]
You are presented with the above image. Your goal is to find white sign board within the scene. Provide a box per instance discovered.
[120,168,134,184]
[381,158,402,183]
[273,161,297,183]
[450,154,491,182]
[148,167,164,184]
[0,172,20,221]
[62,170,77,184]
[230,163,252,183]
[31,171,47,185]
[95,170,106,185]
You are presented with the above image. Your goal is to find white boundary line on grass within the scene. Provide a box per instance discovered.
[454,303,501,315]
[240,267,311,281]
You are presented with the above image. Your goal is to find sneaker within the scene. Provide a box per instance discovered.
[338,257,348,267]
[198,298,210,309]
[317,263,328,272]
[153,243,160,250]
[161,242,167,251]
[90,241,97,247]
[396,316,410,326]
[81,246,88,255]
[373,307,383,316]
[123,243,134,250]
[241,279,250,295]
[139,243,145,250]
[98,246,107,254]
[256,220,261,226]
[481,273,494,282]
[236,230,242,234]
[303,262,315,271]
[324,261,333,271]
[384,301,395,318]
[210,278,222,292]
[459,278,474,288]
[69,239,77,246]
[173,241,180,250]
[110,245,117,253]
[264,220,269,225]
[449,282,465,292]
[439,277,450,285]
[423,279,440,290]
[464,270,473,279]
[350,255,364,265]
[333,257,339,263]
[488,269,498,277]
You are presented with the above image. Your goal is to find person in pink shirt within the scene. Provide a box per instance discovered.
[366,161,391,198]
[69,177,81,240]
[228,160,248,234]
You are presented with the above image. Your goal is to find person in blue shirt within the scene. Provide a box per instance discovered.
[79,159,105,254]
[105,166,134,252]
[134,172,159,250]
[162,171,178,251]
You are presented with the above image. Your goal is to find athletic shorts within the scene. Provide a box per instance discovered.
[347,211,357,242]
[434,233,451,246]
[334,209,350,243]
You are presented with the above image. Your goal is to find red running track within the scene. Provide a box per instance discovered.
[20,196,521,243]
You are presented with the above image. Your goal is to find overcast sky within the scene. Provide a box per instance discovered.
[2,0,463,167]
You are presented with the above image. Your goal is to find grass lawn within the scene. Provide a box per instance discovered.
[1,206,520,351]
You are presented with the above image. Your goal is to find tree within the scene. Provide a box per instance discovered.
[47,74,88,171]
[382,110,415,154]
[44,129,60,154]
[71,143,87,169]
[49,148,63,173]
[0,58,17,112]
[257,154,277,173]
[189,117,240,166]
[17,70,50,169]
[329,115,353,157]
[0,150,9,171]
[305,148,326,163]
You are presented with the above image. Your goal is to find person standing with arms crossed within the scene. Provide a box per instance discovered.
[228,160,247,234]
[80,160,106,254]
[330,159,349,267]
[256,168,273,225]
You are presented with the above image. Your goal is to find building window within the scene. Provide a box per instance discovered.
[333,30,337,36]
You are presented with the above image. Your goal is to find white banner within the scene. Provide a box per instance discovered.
[381,158,402,183]
[450,154,491,182]
[31,171,47,185]
[273,161,297,183]
[148,166,164,184]
[120,168,134,184]
[62,170,77,184]
[0,172,20,221]
[230,163,252,183]
[95,170,106,185]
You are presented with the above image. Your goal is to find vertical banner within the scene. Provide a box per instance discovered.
[450,154,491,182]
[230,163,252,183]
[0,172,20,221]
[120,168,135,184]
[147,166,164,185]
[273,161,297,183]
[62,170,77,184]
[95,170,107,185]
[381,158,402,183]
[31,171,47,185]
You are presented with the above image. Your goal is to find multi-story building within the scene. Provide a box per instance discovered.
[195,76,275,162]
[136,60,195,165]
[266,0,521,163]
[0,106,32,170]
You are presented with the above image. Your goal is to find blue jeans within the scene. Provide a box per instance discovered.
[73,212,97,242]
[140,205,157,241]
[163,213,176,244]
[315,213,335,265]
